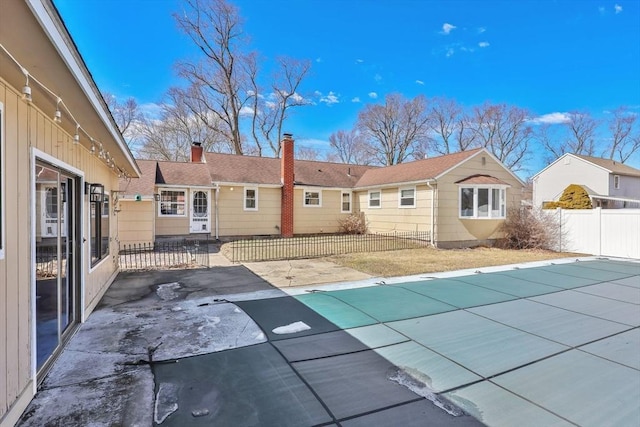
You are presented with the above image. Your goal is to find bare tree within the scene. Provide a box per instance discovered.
[174,0,312,157]
[102,92,142,150]
[356,93,431,165]
[296,146,321,161]
[540,111,599,161]
[136,90,228,161]
[467,103,532,171]
[565,111,599,156]
[174,0,251,154]
[328,129,374,165]
[606,106,640,163]
[249,57,312,157]
[428,97,477,155]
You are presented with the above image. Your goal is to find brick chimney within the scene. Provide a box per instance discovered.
[280,134,295,237]
[191,142,204,163]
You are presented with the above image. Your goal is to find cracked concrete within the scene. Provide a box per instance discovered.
[18,265,281,426]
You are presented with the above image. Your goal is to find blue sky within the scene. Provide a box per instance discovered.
[54,0,640,172]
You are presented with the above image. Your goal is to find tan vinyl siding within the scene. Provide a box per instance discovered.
[218,186,281,236]
[0,80,31,422]
[117,200,155,245]
[0,79,121,421]
[155,216,190,236]
[293,188,348,234]
[357,185,434,233]
[435,154,523,245]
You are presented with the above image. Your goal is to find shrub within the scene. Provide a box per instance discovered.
[543,201,567,209]
[558,184,592,209]
[338,213,368,234]
[498,207,561,250]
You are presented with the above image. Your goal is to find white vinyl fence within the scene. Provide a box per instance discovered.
[553,208,640,259]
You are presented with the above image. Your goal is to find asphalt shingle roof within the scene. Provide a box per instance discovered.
[355,149,483,188]
[574,154,640,177]
[118,160,157,196]
[122,148,490,192]
[156,161,212,186]
[204,152,377,187]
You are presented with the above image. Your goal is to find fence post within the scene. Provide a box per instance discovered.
[595,207,602,256]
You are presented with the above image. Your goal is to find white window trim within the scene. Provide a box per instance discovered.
[341,191,352,213]
[613,175,620,190]
[458,185,507,219]
[0,101,4,259]
[368,190,381,209]
[158,188,188,217]
[398,186,416,208]
[303,188,322,207]
[244,187,259,211]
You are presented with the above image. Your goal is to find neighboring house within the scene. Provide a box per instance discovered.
[118,137,525,249]
[0,1,140,425]
[533,153,640,209]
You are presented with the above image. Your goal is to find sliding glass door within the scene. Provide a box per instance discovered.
[35,162,80,372]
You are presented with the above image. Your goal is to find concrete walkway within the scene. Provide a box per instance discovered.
[242,258,372,288]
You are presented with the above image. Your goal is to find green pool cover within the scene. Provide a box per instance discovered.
[152,259,639,426]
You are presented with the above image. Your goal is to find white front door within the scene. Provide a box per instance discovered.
[190,190,210,233]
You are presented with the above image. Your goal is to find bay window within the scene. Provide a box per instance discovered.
[459,186,506,219]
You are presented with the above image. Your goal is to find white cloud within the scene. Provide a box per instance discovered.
[355,59,364,63]
[529,112,571,125]
[598,6,606,14]
[446,47,455,57]
[297,138,330,150]
[239,106,254,116]
[351,97,361,103]
[374,73,382,83]
[441,23,457,35]
[316,57,322,63]
[614,4,622,13]
[478,41,490,48]
[139,102,163,119]
[368,92,378,99]
[291,93,305,103]
[314,90,322,97]
[319,91,340,105]
[415,80,425,85]
[478,27,486,34]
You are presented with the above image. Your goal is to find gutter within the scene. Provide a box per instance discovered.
[213,183,220,240]
[426,180,436,246]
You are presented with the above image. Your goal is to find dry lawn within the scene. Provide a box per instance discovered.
[328,247,584,277]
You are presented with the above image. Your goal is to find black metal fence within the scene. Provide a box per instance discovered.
[119,239,212,270]
[224,231,431,263]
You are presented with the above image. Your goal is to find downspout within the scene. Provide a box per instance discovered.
[213,183,220,240]
[426,180,436,246]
